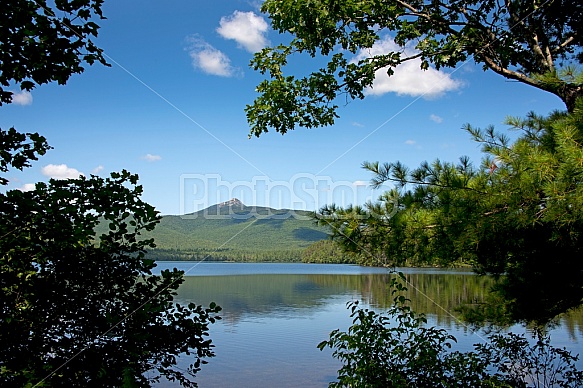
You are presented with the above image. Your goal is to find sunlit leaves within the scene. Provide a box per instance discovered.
[248,0,583,135]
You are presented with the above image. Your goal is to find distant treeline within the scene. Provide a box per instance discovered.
[148,240,361,264]
[149,240,469,267]
[301,240,357,264]
[147,248,303,262]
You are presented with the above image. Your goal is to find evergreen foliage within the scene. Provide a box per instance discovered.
[148,247,305,262]
[317,100,583,322]
[301,240,357,264]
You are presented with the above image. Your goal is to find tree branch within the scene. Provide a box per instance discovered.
[375,175,487,195]
[554,34,577,54]
[480,55,541,88]
[395,0,422,15]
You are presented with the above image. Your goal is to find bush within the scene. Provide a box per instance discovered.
[319,276,583,388]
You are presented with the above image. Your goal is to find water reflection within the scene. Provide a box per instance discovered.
[174,270,527,325]
[172,264,583,334]
[155,263,583,387]
[177,274,350,325]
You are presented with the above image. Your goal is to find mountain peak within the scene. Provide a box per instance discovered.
[218,198,244,207]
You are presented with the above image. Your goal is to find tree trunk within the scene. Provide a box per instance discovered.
[560,85,583,113]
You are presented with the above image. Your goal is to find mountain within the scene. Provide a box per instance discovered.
[144,199,330,262]
[191,197,299,218]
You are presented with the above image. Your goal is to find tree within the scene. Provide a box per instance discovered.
[317,100,583,322]
[246,0,583,136]
[1,0,106,182]
[0,127,52,185]
[301,239,358,264]
[0,0,107,105]
[0,1,221,386]
[244,0,583,323]
[319,277,583,387]
[0,171,221,387]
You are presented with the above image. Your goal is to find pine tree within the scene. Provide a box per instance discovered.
[318,98,583,322]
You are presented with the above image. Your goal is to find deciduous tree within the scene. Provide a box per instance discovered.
[247,0,583,136]
[319,277,583,387]
[1,0,107,105]
[0,171,221,387]
[0,1,221,386]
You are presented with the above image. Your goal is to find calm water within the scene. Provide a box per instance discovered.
[152,262,583,387]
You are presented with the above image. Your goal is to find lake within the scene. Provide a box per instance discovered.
[152,262,583,387]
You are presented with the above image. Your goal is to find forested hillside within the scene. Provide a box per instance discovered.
[144,199,330,261]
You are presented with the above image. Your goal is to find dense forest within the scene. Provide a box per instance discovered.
[148,247,304,262]
[135,203,329,262]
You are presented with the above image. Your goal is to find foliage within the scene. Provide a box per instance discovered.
[317,100,583,322]
[315,190,472,268]
[0,0,106,182]
[148,247,305,262]
[0,0,108,105]
[247,0,583,136]
[0,127,51,185]
[301,239,357,264]
[0,1,221,386]
[136,207,329,262]
[0,171,221,387]
[319,276,583,387]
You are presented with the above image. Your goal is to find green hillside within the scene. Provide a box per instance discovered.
[144,199,330,262]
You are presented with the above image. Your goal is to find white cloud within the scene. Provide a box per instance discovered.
[92,165,104,174]
[217,11,269,53]
[352,122,365,128]
[430,114,443,123]
[11,91,33,105]
[41,164,84,179]
[143,154,162,162]
[186,36,239,77]
[18,183,36,192]
[405,139,416,145]
[353,36,462,98]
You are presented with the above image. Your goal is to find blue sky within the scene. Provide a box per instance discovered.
[1,1,565,215]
